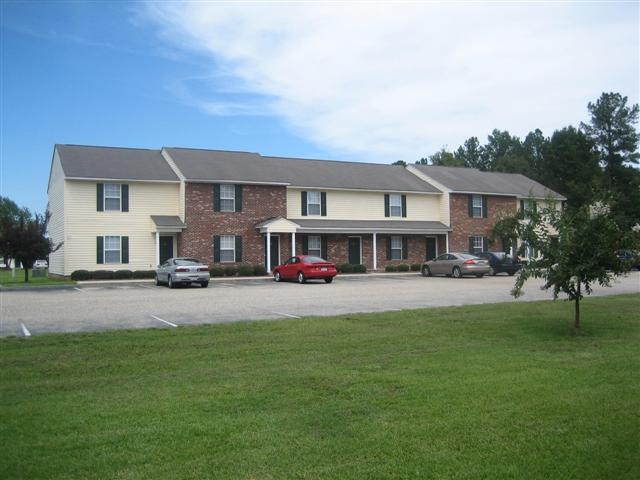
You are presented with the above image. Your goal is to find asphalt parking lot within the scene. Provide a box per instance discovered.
[1,272,638,337]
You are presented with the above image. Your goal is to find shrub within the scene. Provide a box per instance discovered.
[114,270,133,279]
[410,263,421,272]
[253,265,267,276]
[70,270,91,281]
[397,264,410,272]
[93,270,114,280]
[237,265,255,277]
[224,266,238,277]
[385,264,398,272]
[339,263,354,273]
[133,270,155,279]
[353,264,367,273]
[210,267,225,277]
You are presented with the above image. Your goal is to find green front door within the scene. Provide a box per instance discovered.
[348,237,361,265]
[159,236,174,264]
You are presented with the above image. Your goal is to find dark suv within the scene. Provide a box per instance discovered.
[475,252,522,276]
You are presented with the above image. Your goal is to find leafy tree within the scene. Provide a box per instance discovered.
[392,160,407,166]
[424,147,465,167]
[484,129,528,173]
[0,196,31,267]
[539,127,602,209]
[455,136,486,170]
[505,204,638,328]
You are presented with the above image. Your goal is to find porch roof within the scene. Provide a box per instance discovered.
[292,219,451,235]
[151,215,186,232]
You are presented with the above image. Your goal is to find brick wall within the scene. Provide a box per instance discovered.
[180,183,287,265]
[449,193,516,252]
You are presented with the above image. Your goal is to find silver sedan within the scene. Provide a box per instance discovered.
[155,257,210,288]
[421,253,490,278]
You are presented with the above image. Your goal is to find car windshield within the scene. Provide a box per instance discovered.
[303,256,327,263]
[174,258,202,266]
[457,253,479,260]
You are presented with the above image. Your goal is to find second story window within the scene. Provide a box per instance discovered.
[301,191,327,216]
[469,194,487,218]
[520,199,537,219]
[220,184,236,212]
[97,183,128,212]
[104,184,121,211]
[384,194,407,217]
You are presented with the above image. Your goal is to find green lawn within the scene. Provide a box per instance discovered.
[0,268,75,287]
[1,295,638,479]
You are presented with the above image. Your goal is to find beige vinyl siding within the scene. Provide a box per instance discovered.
[406,166,450,225]
[287,188,441,221]
[62,180,181,275]
[47,151,66,276]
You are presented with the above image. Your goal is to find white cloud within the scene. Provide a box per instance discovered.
[142,1,639,162]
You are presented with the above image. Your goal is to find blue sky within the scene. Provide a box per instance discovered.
[1,1,638,215]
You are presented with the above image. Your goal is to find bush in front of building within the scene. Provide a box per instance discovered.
[114,270,133,279]
[353,264,367,273]
[224,266,238,277]
[385,264,398,272]
[397,264,411,272]
[338,263,354,273]
[70,270,92,281]
[93,270,114,280]
[210,267,225,277]
[410,263,421,271]
[133,270,155,279]
[237,265,255,276]
[253,265,267,276]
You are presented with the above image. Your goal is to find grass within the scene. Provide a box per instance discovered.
[1,295,638,479]
[0,268,75,287]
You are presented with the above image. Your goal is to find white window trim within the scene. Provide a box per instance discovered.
[104,184,121,211]
[308,235,322,257]
[389,194,402,217]
[470,236,484,254]
[220,235,236,263]
[220,184,236,212]
[391,235,403,260]
[307,191,321,216]
[104,235,121,264]
[472,194,483,218]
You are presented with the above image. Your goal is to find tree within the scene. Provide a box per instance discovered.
[392,160,407,166]
[484,129,528,173]
[505,204,638,328]
[0,196,30,266]
[423,147,465,167]
[455,136,486,170]
[581,92,640,228]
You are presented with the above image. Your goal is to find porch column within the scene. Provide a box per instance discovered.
[291,232,296,257]
[372,232,377,271]
[155,232,160,266]
[446,233,450,253]
[266,231,272,273]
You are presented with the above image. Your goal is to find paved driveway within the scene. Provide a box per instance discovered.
[1,272,638,337]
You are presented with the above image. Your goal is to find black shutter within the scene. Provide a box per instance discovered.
[519,199,525,212]
[301,191,307,216]
[121,185,129,212]
[213,235,220,262]
[384,194,390,217]
[302,235,309,255]
[402,236,408,260]
[213,184,220,212]
[121,236,129,264]
[483,237,490,252]
[321,192,327,216]
[321,235,328,260]
[97,236,104,264]
[482,196,488,218]
[469,237,474,254]
[235,185,243,212]
[386,237,392,260]
[401,195,407,218]
[97,183,104,212]
[468,195,473,217]
[235,236,242,262]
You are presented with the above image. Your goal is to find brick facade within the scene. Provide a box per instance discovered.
[448,193,516,252]
[180,183,287,265]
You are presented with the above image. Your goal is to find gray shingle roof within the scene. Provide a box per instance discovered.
[294,219,450,234]
[55,145,180,182]
[413,165,565,199]
[164,148,440,193]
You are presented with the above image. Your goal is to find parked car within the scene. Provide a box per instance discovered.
[33,259,48,268]
[155,257,210,288]
[273,255,337,284]
[616,250,640,270]
[421,253,490,278]
[475,251,522,276]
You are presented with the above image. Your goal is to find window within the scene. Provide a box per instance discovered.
[219,184,235,212]
[97,183,128,212]
[97,236,129,264]
[307,235,322,257]
[307,191,321,216]
[391,236,403,260]
[470,236,485,254]
[520,199,537,219]
[104,184,121,211]
[471,194,483,218]
[220,235,236,262]
[389,194,402,217]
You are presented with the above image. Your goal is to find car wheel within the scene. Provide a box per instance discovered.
[201,281,208,288]
[489,267,496,276]
[452,266,462,278]
[324,277,334,284]
[508,271,516,276]
[168,275,174,289]
[421,265,432,277]
[475,273,484,278]
[155,274,161,286]
[274,271,281,282]
[297,271,306,284]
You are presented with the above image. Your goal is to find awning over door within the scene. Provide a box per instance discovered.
[151,215,186,233]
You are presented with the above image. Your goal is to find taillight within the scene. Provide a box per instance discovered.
[463,259,476,265]
[175,267,189,272]
[197,267,209,272]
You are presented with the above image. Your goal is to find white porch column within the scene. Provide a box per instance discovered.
[372,232,377,271]
[291,232,296,257]
[155,232,160,266]
[266,231,272,273]
[446,233,450,253]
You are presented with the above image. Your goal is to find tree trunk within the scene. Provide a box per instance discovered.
[24,267,29,283]
[574,283,581,329]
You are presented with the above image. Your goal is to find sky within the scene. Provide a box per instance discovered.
[1,1,638,215]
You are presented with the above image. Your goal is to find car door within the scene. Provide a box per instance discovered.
[159,260,171,281]
[281,257,298,279]
[430,254,449,275]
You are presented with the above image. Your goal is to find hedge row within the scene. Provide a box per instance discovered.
[70,265,268,281]
[336,264,367,273]
[384,263,421,272]
[209,265,267,277]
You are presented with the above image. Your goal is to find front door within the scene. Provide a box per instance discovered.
[348,237,361,264]
[264,235,280,271]
[159,235,174,264]
[425,237,437,261]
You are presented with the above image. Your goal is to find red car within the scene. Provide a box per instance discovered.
[273,255,337,284]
